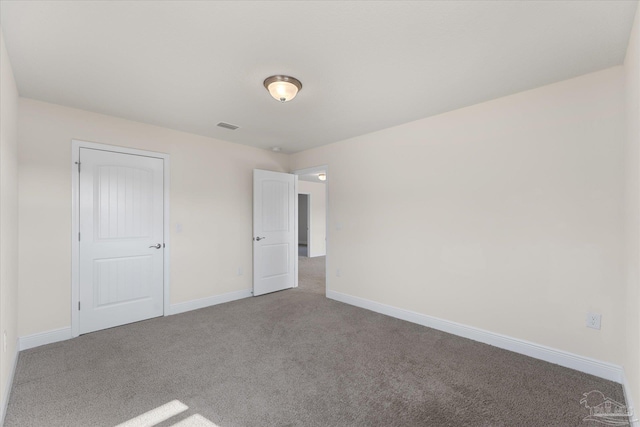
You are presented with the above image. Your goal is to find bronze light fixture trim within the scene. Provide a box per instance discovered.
[263,75,303,102]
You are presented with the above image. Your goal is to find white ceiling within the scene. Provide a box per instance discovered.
[1,1,637,154]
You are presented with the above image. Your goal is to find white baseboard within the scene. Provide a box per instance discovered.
[309,253,327,258]
[327,290,624,383]
[16,290,253,352]
[623,369,640,426]
[1,338,19,426]
[168,289,252,316]
[19,327,72,351]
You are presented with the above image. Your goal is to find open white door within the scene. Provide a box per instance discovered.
[79,148,165,334]
[253,169,296,296]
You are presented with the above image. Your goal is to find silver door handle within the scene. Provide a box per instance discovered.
[149,243,162,249]
[254,237,266,241]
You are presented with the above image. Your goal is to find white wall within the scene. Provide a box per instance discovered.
[624,5,640,418]
[0,27,19,423]
[298,180,326,257]
[291,67,626,365]
[17,98,289,337]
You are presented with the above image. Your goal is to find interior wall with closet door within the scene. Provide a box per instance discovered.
[17,98,289,338]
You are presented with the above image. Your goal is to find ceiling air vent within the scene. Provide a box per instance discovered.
[217,122,240,131]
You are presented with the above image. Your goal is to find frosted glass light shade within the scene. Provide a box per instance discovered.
[318,173,326,181]
[264,75,302,103]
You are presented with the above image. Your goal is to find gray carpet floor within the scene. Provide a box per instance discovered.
[5,256,628,426]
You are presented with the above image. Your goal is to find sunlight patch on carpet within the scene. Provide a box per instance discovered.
[115,400,188,427]
[114,400,219,427]
[172,414,219,427]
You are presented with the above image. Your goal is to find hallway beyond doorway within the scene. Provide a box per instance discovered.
[298,244,308,257]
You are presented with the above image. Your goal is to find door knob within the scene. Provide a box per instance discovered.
[254,237,266,241]
[149,243,162,249]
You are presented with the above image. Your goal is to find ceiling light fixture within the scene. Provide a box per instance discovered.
[263,75,302,103]
[318,173,326,181]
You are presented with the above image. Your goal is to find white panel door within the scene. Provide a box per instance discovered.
[253,169,296,296]
[79,148,164,334]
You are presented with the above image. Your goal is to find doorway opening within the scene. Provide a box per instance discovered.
[298,194,310,257]
[294,166,328,295]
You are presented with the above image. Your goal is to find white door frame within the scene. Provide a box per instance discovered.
[292,165,329,294]
[71,140,171,338]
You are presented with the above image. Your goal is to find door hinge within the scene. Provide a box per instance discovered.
[78,301,81,310]
[78,232,81,241]
[75,161,81,173]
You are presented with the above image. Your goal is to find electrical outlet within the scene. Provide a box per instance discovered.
[336,268,341,277]
[237,267,243,276]
[586,312,602,330]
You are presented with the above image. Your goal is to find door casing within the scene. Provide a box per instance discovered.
[71,140,171,338]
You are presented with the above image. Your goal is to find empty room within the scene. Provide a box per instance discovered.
[1,1,640,426]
